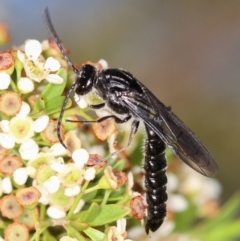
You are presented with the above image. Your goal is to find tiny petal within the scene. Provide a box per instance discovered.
[0,72,11,89]
[60,236,79,241]
[73,199,85,214]
[33,115,49,133]
[98,59,108,69]
[25,39,42,60]
[0,133,15,149]
[17,77,34,94]
[45,74,63,84]
[43,176,60,193]
[13,168,28,185]
[64,185,80,197]
[47,206,66,219]
[49,143,67,156]
[0,120,10,133]
[16,101,31,117]
[19,138,39,160]
[44,57,61,71]
[34,184,49,205]
[117,218,127,234]
[50,160,66,173]
[74,94,88,109]
[127,172,134,190]
[72,148,89,168]
[84,167,96,181]
[2,176,12,194]
[17,50,25,62]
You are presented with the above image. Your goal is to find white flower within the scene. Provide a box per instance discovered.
[33,115,49,133]
[43,176,61,193]
[64,185,81,196]
[0,72,11,89]
[47,206,66,219]
[17,77,34,94]
[72,148,89,168]
[9,116,34,144]
[0,133,15,149]
[84,167,96,181]
[180,169,222,205]
[16,101,31,117]
[17,40,63,84]
[73,199,85,214]
[2,177,12,194]
[19,138,39,160]
[13,167,28,185]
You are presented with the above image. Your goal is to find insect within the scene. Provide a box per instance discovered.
[43,8,218,234]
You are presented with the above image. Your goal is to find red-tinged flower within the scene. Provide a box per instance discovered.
[0,155,23,176]
[63,130,82,153]
[14,208,39,230]
[41,119,65,144]
[0,194,23,219]
[16,186,41,207]
[0,91,22,116]
[4,222,29,241]
[0,51,14,74]
[87,154,107,169]
[112,170,128,186]
[93,118,117,141]
[130,195,146,220]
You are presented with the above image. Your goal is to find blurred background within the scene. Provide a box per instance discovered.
[0,0,239,202]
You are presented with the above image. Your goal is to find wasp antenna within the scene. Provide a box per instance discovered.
[43,8,79,74]
[57,82,77,149]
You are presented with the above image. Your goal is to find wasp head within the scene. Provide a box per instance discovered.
[75,64,97,96]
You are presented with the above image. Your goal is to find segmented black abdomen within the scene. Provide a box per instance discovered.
[144,126,168,234]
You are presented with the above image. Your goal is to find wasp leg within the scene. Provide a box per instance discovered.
[66,115,131,124]
[105,119,140,159]
[90,103,105,109]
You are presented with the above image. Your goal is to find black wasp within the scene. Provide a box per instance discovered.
[43,8,218,234]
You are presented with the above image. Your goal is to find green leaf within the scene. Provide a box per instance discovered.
[30,96,45,117]
[45,96,72,115]
[197,192,240,232]
[41,69,67,102]
[174,202,197,232]
[202,220,240,241]
[78,202,100,223]
[112,159,125,171]
[70,220,89,231]
[83,227,105,241]
[88,204,131,226]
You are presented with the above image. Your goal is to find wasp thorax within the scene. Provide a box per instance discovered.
[75,64,97,95]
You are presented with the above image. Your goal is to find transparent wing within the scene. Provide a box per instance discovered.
[120,88,218,177]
